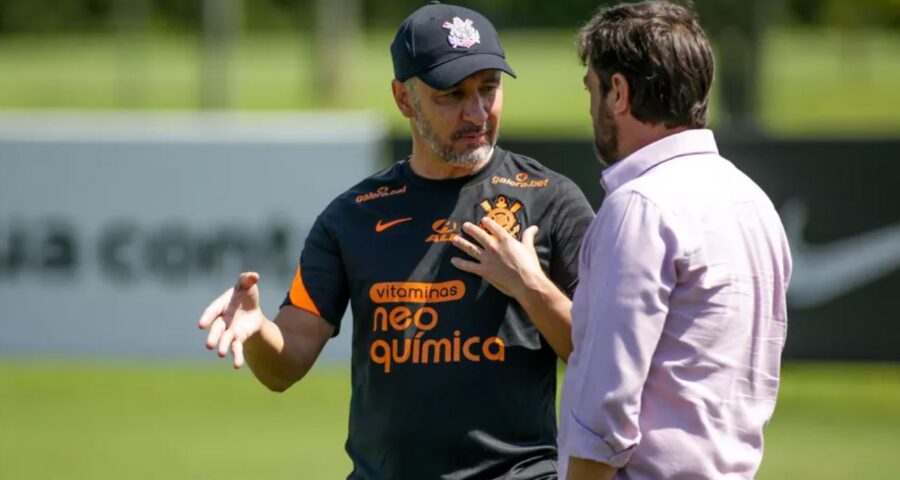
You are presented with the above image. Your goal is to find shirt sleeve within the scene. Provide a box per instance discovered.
[280,210,350,336]
[548,178,596,296]
[564,191,681,467]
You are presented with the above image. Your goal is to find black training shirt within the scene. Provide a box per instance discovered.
[282,146,595,480]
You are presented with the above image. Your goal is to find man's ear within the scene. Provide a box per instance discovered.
[392,79,415,119]
[608,73,630,116]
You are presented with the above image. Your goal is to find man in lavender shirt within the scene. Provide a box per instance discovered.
[453,1,792,479]
[558,2,792,479]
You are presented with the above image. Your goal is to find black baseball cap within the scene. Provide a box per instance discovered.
[390,1,516,90]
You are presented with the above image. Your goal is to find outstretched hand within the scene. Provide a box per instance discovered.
[450,217,544,300]
[197,272,264,369]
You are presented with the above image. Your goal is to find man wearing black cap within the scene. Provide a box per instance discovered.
[197,3,594,478]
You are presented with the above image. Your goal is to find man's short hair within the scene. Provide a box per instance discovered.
[577,1,715,129]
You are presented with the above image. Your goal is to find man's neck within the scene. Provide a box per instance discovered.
[409,141,493,180]
[618,124,690,161]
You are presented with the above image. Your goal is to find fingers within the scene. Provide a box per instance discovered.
[205,317,227,350]
[226,272,261,320]
[463,217,536,249]
[235,271,260,291]
[218,328,235,358]
[198,288,234,329]
[450,257,483,275]
[451,235,483,260]
[214,327,245,369]
[522,225,539,250]
[479,217,512,240]
[200,274,261,368]
[461,221,495,248]
[210,316,247,367]
[232,340,244,369]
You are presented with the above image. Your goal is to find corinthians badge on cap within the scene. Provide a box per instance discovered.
[442,17,481,49]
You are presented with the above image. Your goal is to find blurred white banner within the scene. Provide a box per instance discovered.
[0,111,386,361]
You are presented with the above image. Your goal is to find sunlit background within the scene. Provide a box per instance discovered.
[1,1,898,478]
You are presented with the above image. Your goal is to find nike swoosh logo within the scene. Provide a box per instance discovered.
[781,199,900,309]
[375,217,413,232]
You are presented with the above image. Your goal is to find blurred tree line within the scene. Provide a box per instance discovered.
[0,0,897,33]
[2,0,894,126]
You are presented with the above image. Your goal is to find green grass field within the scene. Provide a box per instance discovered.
[1,361,898,479]
[0,28,898,137]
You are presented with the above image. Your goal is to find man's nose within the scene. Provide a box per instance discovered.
[462,93,490,125]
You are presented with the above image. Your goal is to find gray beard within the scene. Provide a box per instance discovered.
[411,100,494,168]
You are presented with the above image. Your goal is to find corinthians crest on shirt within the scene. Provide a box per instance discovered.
[480,195,524,238]
[424,196,525,243]
[442,17,480,49]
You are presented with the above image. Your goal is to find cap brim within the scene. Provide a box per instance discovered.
[417,53,516,90]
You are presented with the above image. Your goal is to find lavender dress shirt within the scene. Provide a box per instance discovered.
[558,129,792,479]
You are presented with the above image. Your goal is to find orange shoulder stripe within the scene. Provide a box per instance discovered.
[289,266,322,318]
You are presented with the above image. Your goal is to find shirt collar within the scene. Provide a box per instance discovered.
[600,129,719,193]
